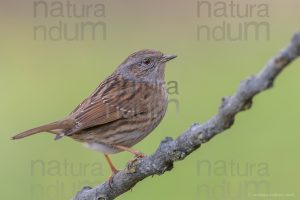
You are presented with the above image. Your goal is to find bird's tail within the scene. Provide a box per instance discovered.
[11,119,74,140]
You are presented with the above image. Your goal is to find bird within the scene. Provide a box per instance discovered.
[12,49,177,175]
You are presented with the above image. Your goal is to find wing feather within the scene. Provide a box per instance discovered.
[67,75,161,135]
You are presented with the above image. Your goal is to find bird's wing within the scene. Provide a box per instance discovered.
[66,75,161,135]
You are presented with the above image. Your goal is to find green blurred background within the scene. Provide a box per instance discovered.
[1,0,300,199]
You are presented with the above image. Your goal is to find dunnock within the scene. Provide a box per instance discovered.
[12,49,176,174]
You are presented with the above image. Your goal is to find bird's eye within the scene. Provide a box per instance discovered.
[143,58,151,65]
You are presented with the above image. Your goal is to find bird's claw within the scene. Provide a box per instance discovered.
[126,153,146,172]
[132,150,145,158]
[108,169,120,188]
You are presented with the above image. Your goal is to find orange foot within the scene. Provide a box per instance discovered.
[113,145,147,171]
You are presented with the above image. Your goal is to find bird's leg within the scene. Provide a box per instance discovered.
[113,145,146,170]
[113,145,145,158]
[104,154,119,174]
[104,154,119,186]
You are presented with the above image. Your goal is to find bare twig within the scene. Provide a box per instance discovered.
[73,32,300,200]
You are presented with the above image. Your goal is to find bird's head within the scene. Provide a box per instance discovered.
[117,49,177,83]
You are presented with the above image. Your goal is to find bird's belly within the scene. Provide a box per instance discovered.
[84,142,120,154]
[82,129,150,154]
[84,131,143,154]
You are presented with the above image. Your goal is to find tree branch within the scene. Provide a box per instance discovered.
[73,32,300,200]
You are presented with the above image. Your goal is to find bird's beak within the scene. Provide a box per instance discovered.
[161,54,177,63]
